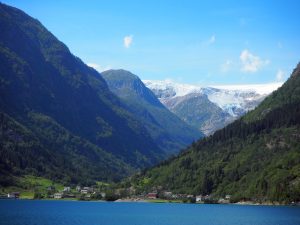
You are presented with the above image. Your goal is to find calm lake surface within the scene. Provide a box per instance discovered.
[0,200,300,225]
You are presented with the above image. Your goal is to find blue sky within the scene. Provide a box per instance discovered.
[3,0,300,85]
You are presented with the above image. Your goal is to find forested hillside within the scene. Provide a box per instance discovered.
[102,69,202,155]
[129,63,300,203]
[0,3,165,186]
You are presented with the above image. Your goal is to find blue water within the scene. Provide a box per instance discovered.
[0,200,300,225]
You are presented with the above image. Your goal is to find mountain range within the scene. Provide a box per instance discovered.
[101,69,203,155]
[144,80,282,135]
[129,65,300,203]
[1,2,299,204]
[0,3,176,185]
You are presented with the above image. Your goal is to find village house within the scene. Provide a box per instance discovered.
[177,194,188,199]
[146,192,158,199]
[81,189,88,194]
[204,195,211,200]
[196,195,203,202]
[217,195,231,204]
[64,193,75,198]
[63,187,71,192]
[163,191,172,198]
[81,187,93,194]
[54,193,63,199]
[225,195,231,200]
[7,192,20,199]
[76,186,81,192]
[100,192,106,198]
[47,186,54,191]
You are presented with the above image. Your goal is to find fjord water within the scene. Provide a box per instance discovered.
[0,200,300,225]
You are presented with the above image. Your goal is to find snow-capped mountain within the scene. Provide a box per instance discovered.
[143,80,283,135]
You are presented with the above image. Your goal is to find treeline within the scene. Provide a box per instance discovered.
[128,100,300,203]
[0,112,132,187]
[205,102,300,145]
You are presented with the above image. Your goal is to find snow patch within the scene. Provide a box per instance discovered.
[143,80,283,117]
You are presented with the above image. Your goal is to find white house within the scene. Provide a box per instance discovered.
[76,186,81,192]
[196,195,203,202]
[54,193,63,199]
[81,189,88,194]
[63,187,71,192]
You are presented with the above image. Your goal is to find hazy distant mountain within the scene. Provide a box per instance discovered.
[144,80,282,135]
[0,3,165,185]
[102,69,203,155]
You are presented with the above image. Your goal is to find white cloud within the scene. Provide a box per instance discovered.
[87,63,111,72]
[240,49,269,72]
[276,69,285,82]
[221,60,233,72]
[277,42,283,49]
[208,35,216,44]
[124,35,133,48]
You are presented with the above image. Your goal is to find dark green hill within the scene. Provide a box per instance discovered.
[129,63,300,203]
[0,3,165,185]
[102,69,203,155]
[0,112,132,185]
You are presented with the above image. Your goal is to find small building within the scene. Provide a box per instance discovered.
[76,186,81,192]
[177,194,187,199]
[54,193,63,199]
[63,187,71,192]
[204,195,211,200]
[64,193,75,198]
[163,191,173,198]
[225,195,231,200]
[196,195,203,202]
[7,192,20,199]
[85,194,91,198]
[81,187,92,194]
[81,189,88,194]
[81,187,93,194]
[47,186,54,191]
[100,192,106,198]
[146,192,158,199]
[171,194,179,199]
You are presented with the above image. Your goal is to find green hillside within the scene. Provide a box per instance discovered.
[128,63,300,203]
[0,3,165,186]
[102,69,202,155]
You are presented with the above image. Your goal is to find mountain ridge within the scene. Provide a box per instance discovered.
[101,69,203,155]
[0,2,164,185]
[144,79,282,135]
[127,63,300,203]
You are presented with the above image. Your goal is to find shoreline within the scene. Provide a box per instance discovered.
[2,198,299,206]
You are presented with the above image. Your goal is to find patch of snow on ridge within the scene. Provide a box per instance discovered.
[143,79,201,97]
[143,80,284,117]
[203,88,260,116]
[211,83,283,95]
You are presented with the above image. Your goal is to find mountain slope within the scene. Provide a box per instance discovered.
[0,3,165,185]
[0,112,132,185]
[144,80,281,135]
[162,92,234,135]
[101,69,203,155]
[130,63,300,203]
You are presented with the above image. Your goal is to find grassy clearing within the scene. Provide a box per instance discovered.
[0,175,64,199]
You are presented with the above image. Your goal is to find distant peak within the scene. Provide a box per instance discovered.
[102,69,140,81]
[143,79,283,97]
